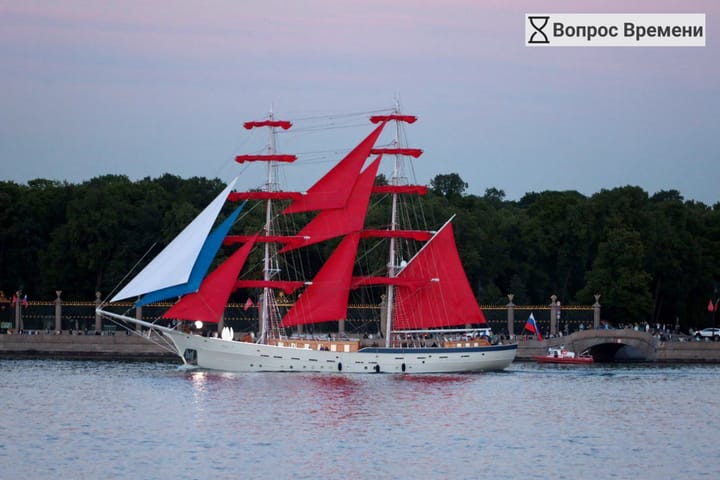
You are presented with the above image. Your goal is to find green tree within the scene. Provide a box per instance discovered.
[517,190,590,304]
[430,173,468,198]
[579,227,653,323]
[3,179,71,297]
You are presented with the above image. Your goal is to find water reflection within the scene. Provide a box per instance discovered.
[187,369,208,392]
[393,373,471,386]
[299,374,367,426]
[184,368,241,388]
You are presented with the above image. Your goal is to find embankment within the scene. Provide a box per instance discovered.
[2,333,719,363]
[0,332,177,362]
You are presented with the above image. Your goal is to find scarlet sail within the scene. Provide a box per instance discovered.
[162,237,256,323]
[229,191,302,202]
[370,148,423,158]
[392,223,487,329]
[283,122,385,214]
[244,120,292,130]
[280,156,382,253]
[235,154,297,164]
[370,114,417,124]
[372,185,428,195]
[280,233,360,327]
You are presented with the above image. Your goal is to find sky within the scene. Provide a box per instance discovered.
[1,0,718,205]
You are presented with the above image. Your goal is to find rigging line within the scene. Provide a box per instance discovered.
[284,107,394,122]
[101,241,159,306]
[288,117,379,128]
[271,121,365,134]
[293,114,384,124]
[293,147,364,155]
[285,122,374,134]
[355,237,388,275]
[236,122,258,148]
[235,198,265,223]
[103,315,178,354]
[207,126,259,184]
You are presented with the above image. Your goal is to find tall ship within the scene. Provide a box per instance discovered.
[97,104,517,373]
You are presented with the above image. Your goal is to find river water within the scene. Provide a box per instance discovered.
[1,359,718,480]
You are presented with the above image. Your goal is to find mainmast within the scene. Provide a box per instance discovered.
[384,110,401,346]
[369,100,424,347]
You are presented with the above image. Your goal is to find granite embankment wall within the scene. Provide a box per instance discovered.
[653,341,720,363]
[515,336,720,363]
[1,333,719,363]
[0,332,178,362]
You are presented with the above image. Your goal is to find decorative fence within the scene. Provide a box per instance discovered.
[0,290,600,338]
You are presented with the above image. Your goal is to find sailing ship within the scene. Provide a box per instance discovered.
[97,106,517,373]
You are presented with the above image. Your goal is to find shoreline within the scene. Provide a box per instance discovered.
[2,331,720,364]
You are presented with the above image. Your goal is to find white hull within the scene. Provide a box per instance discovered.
[163,330,517,374]
[99,309,516,374]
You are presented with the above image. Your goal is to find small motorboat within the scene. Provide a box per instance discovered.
[534,346,594,364]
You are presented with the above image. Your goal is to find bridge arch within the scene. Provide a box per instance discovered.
[554,329,658,362]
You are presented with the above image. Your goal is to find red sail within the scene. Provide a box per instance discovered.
[280,233,360,327]
[228,191,302,202]
[224,235,304,246]
[280,156,381,253]
[370,115,417,124]
[351,276,426,289]
[372,185,428,195]
[244,120,292,130]
[283,123,385,214]
[392,223,487,329]
[162,237,256,323]
[235,154,297,164]
[361,230,432,241]
[370,148,422,158]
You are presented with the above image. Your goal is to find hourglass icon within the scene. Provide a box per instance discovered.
[528,16,550,44]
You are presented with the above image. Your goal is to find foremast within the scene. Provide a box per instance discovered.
[236,113,297,343]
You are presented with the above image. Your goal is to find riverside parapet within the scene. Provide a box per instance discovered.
[516,329,720,363]
[1,331,720,363]
[0,332,177,361]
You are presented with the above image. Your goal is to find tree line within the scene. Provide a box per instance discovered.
[1,173,718,331]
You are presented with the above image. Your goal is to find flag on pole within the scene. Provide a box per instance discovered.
[243,297,254,311]
[524,313,543,341]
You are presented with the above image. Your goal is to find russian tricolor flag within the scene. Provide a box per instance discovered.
[524,313,543,341]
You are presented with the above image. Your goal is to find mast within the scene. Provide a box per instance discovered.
[370,98,424,346]
[236,110,297,344]
[384,103,401,347]
[260,109,279,343]
[259,112,272,342]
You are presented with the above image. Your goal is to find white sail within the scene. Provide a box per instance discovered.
[111,177,239,302]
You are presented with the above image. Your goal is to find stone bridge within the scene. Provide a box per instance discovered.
[545,329,659,361]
